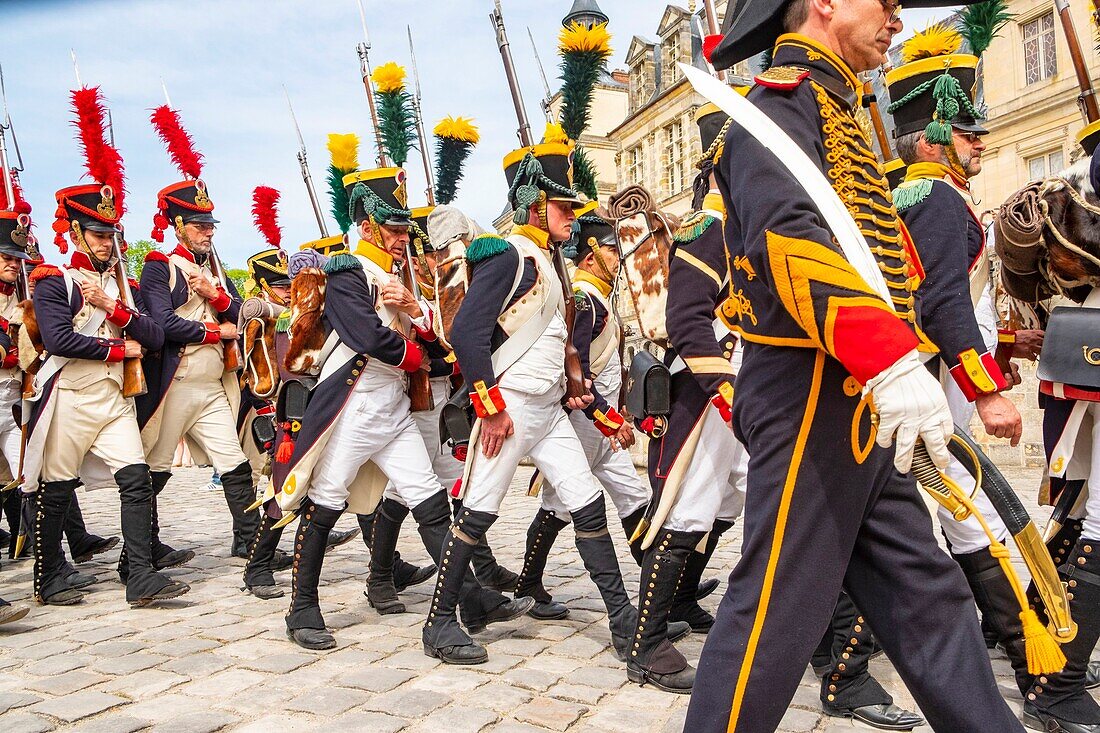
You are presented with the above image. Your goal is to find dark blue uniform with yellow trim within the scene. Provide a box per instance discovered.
[684,34,1022,733]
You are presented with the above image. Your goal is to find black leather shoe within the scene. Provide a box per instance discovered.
[155,548,195,569]
[287,627,336,650]
[271,549,293,572]
[325,527,360,551]
[394,561,436,592]
[627,653,696,694]
[129,581,190,608]
[823,703,925,731]
[63,569,98,590]
[72,536,119,564]
[1024,703,1100,733]
[526,599,569,621]
[667,621,691,642]
[244,584,284,600]
[41,588,85,606]
[466,596,536,634]
[695,578,719,600]
[423,639,488,665]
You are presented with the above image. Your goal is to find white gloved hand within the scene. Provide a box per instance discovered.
[864,350,954,474]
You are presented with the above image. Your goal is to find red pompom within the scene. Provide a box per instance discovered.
[151,212,169,243]
[640,416,656,435]
[149,105,204,179]
[251,186,282,248]
[702,34,723,63]
[274,436,295,464]
[450,478,462,498]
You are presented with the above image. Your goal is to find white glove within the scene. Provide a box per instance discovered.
[864,350,954,474]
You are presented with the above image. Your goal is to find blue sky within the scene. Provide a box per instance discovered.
[1,0,952,267]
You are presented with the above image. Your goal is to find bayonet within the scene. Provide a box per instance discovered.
[407,26,436,205]
[70,49,82,87]
[528,27,555,123]
[161,78,173,109]
[355,0,388,166]
[283,86,329,237]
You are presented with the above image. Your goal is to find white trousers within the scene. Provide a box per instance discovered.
[0,382,21,477]
[538,409,649,521]
[384,379,463,505]
[463,387,602,515]
[309,381,443,513]
[44,380,145,481]
[664,405,748,533]
[936,376,1009,554]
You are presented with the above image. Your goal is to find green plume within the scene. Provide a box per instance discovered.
[558,22,613,141]
[572,147,598,201]
[327,164,352,234]
[375,89,417,167]
[957,0,1013,56]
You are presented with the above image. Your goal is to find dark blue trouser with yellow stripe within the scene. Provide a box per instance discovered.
[684,346,1022,733]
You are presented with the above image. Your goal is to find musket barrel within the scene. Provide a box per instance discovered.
[1056,0,1100,123]
[491,4,533,147]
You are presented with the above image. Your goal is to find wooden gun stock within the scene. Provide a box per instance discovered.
[222,337,243,374]
[111,238,148,398]
[552,246,587,401]
[401,259,434,412]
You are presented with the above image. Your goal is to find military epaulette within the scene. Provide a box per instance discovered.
[673,211,718,243]
[275,310,291,333]
[322,252,361,275]
[144,250,169,263]
[29,264,62,282]
[892,178,934,212]
[754,66,810,91]
[573,292,591,311]
[466,234,510,264]
[127,277,140,291]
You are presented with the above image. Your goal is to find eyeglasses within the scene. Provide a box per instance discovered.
[879,0,902,24]
[189,223,216,233]
[954,131,983,144]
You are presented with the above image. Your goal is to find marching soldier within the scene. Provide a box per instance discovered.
[240,236,426,601]
[685,3,1024,732]
[887,29,1043,703]
[265,165,528,651]
[24,86,188,607]
[426,133,637,666]
[138,105,255,566]
[510,206,652,624]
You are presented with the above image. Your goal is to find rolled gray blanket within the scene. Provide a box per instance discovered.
[994,182,1050,303]
[427,205,485,249]
[608,185,654,219]
[288,249,328,279]
[238,297,282,330]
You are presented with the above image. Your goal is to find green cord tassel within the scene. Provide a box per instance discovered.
[323,252,361,274]
[466,234,511,263]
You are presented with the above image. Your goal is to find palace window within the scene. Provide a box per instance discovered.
[1023,13,1057,85]
[626,145,643,185]
[662,121,685,195]
[1026,149,1065,180]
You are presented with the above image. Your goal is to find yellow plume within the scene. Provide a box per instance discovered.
[326,133,359,173]
[433,116,480,144]
[902,23,963,63]
[559,21,612,56]
[543,122,571,145]
[371,62,407,94]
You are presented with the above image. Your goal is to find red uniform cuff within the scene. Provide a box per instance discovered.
[201,322,222,345]
[592,407,625,437]
[997,329,1017,345]
[0,349,16,369]
[103,339,126,363]
[470,380,506,418]
[106,300,135,328]
[256,403,276,416]
[949,349,1009,401]
[711,381,735,422]
[210,289,232,313]
[398,340,425,372]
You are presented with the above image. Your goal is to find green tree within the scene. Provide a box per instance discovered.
[125,239,159,279]
[225,268,249,294]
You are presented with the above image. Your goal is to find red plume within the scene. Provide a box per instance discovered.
[251,186,282,248]
[150,105,203,179]
[71,87,126,216]
[702,34,723,64]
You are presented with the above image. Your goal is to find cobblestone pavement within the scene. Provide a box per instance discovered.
[0,463,1084,732]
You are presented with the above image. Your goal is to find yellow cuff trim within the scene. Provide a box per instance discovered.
[473,380,499,416]
[959,348,997,394]
[718,381,735,405]
[684,356,736,375]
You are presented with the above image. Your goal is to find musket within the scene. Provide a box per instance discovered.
[863,74,894,161]
[528,27,555,123]
[701,0,728,81]
[1055,0,1100,125]
[159,82,242,374]
[490,0,587,402]
[283,87,329,237]
[0,64,24,218]
[355,0,388,167]
[74,50,147,397]
[407,27,435,206]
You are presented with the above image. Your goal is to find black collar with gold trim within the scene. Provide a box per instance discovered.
[769,34,862,111]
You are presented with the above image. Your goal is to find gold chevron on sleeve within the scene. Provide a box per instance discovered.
[684,356,736,375]
[674,248,723,287]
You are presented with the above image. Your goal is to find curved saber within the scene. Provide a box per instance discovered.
[949,429,1076,642]
[678,63,891,301]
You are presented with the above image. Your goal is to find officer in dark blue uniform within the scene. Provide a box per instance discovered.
[684,1,1024,731]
